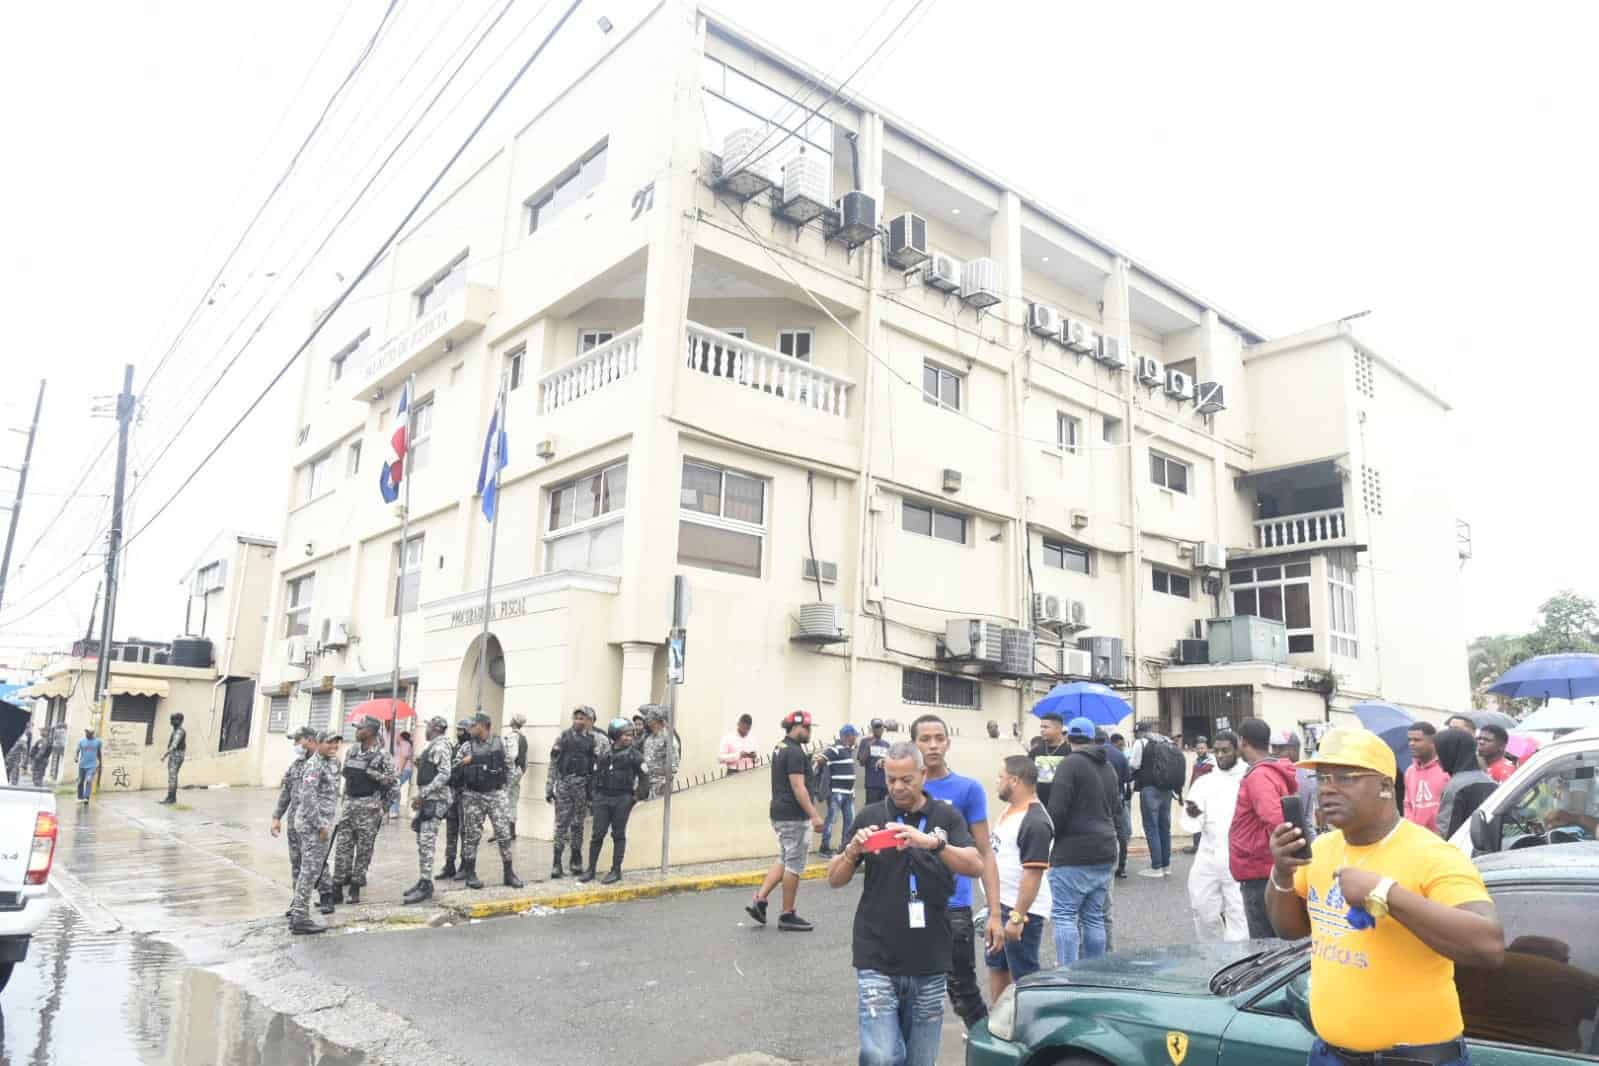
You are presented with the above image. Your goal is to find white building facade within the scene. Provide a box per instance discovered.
[254,2,1471,832]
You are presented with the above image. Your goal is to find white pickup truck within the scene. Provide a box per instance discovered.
[0,783,57,991]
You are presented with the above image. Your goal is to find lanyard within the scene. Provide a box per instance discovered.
[898,811,929,899]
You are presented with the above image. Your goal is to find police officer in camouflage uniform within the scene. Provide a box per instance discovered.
[271,727,330,916]
[546,706,607,878]
[288,732,342,935]
[640,705,680,800]
[402,716,455,904]
[456,711,526,890]
[492,714,530,843]
[331,716,398,904]
[441,717,472,881]
[159,713,187,804]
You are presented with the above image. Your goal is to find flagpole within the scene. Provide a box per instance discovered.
[476,378,506,715]
[390,371,416,755]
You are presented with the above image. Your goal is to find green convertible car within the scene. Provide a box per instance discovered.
[969,843,1599,1066]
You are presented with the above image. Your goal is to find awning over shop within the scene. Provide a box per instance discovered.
[106,676,170,698]
[332,668,418,692]
[20,676,73,699]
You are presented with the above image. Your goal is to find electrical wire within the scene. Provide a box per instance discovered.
[119,0,586,555]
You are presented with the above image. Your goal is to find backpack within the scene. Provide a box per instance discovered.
[1144,738,1187,792]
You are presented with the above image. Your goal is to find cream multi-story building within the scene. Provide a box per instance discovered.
[254,2,1471,831]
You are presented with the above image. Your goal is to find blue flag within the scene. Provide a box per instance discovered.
[475,398,508,521]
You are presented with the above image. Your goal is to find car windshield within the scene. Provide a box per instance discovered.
[1499,755,1598,850]
[1209,941,1307,996]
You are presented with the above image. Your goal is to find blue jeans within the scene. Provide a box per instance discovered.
[77,768,95,800]
[1049,863,1113,967]
[857,969,946,1066]
[822,791,855,850]
[1308,1040,1468,1066]
[1141,786,1173,869]
[983,904,1044,981]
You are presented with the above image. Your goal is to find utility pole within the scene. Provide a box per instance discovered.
[93,366,136,725]
[0,379,46,615]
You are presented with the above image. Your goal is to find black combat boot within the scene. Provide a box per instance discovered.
[439,857,457,881]
[462,861,483,890]
[290,916,328,936]
[503,862,525,889]
[569,844,582,873]
[346,882,361,904]
[317,888,336,915]
[159,791,176,805]
[551,854,565,879]
[330,883,345,905]
[601,842,625,884]
[401,879,433,905]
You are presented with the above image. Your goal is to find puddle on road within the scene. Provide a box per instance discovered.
[2,904,364,1066]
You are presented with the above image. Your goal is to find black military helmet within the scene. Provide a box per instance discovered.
[607,717,633,741]
[170,712,184,726]
[427,715,449,734]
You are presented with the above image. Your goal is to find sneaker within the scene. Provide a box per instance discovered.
[777,911,813,932]
[744,898,768,926]
[1163,868,1174,877]
[1114,867,1128,879]
[1137,868,1165,879]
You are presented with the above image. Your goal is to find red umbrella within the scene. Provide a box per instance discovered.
[345,698,415,724]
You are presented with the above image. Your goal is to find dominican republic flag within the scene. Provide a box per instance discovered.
[475,391,508,521]
[378,384,410,503]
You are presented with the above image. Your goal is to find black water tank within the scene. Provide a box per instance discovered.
[170,637,214,669]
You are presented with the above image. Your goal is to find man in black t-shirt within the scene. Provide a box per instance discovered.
[828,740,982,1066]
[745,710,824,932]
[858,718,891,804]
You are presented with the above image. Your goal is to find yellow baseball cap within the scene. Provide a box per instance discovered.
[1296,727,1396,781]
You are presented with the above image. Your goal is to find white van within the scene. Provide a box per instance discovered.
[1453,724,1599,855]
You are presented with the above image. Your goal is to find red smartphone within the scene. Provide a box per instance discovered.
[863,827,905,853]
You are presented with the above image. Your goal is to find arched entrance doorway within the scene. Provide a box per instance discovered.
[456,633,506,730]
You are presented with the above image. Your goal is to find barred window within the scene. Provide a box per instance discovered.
[901,669,979,709]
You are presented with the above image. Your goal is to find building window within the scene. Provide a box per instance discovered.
[1043,539,1090,575]
[546,461,628,573]
[284,573,315,637]
[922,362,962,411]
[308,690,332,731]
[266,695,290,734]
[1328,552,1359,658]
[392,535,424,615]
[702,57,833,200]
[778,329,813,362]
[194,562,223,594]
[1230,562,1314,653]
[506,346,525,391]
[1056,412,1081,454]
[1150,450,1190,494]
[330,329,370,385]
[678,460,766,578]
[346,441,362,478]
[527,140,609,234]
[1103,415,1123,444]
[110,694,159,746]
[408,398,434,471]
[902,500,967,545]
[902,669,980,709]
[299,452,333,504]
[416,251,468,317]
[579,329,615,354]
[1152,567,1192,599]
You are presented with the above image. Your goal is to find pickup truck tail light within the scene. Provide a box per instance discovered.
[25,811,57,886]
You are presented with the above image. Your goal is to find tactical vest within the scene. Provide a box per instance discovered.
[416,742,444,788]
[464,737,508,793]
[595,746,643,796]
[343,754,380,798]
[556,729,598,777]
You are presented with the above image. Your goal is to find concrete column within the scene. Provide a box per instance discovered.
[1103,258,1144,717]
[619,641,659,713]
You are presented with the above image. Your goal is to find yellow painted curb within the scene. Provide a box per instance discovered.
[456,862,831,919]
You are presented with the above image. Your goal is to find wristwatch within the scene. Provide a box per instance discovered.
[930,827,949,853]
[1366,877,1396,920]
[1007,910,1028,927]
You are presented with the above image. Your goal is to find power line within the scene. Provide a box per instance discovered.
[121,0,586,554]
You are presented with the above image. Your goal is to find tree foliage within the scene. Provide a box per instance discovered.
[1469,590,1599,708]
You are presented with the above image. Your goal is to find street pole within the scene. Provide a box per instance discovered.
[389,372,417,754]
[0,379,46,615]
[660,576,690,876]
[94,366,136,743]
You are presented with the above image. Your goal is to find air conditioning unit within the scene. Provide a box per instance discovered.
[1096,335,1126,369]
[1164,369,1194,401]
[942,468,962,493]
[779,151,830,224]
[1028,303,1062,338]
[1136,356,1164,386]
[944,618,1004,663]
[960,258,1002,309]
[1176,638,1210,665]
[1033,593,1065,630]
[833,191,878,245]
[1059,647,1093,678]
[924,251,962,292]
[719,127,780,195]
[1062,318,1094,353]
[1065,598,1089,632]
[1077,635,1126,683]
[1196,381,1226,414]
[284,636,311,665]
[1194,542,1227,571]
[795,602,848,643]
[887,212,929,269]
[999,627,1035,676]
[801,558,839,584]
[320,617,354,648]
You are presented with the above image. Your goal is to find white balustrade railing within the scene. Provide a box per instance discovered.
[684,322,852,418]
[537,326,643,414]
[1254,507,1348,548]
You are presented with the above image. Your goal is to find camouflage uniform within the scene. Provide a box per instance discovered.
[548,726,609,865]
[5,730,29,785]
[332,741,398,890]
[288,751,340,921]
[29,736,51,787]
[641,724,680,801]
[164,725,187,794]
[458,735,515,869]
[412,733,455,880]
[276,745,333,898]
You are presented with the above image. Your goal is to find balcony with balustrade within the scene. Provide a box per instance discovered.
[1238,456,1360,553]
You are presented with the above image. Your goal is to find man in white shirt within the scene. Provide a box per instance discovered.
[1180,730,1249,942]
[983,755,1053,999]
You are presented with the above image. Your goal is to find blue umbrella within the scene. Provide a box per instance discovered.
[1488,653,1599,701]
[1351,701,1415,778]
[1030,682,1131,727]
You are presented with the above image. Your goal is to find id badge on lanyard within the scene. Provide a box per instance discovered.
[902,812,929,929]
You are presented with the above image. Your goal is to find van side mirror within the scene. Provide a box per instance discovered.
[1284,971,1314,1033]
[1469,808,1502,854]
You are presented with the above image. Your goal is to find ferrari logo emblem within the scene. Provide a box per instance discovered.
[1166,1031,1189,1065]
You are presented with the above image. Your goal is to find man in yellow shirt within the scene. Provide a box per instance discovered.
[1266,727,1505,1064]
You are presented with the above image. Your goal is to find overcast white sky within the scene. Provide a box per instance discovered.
[1,0,1594,657]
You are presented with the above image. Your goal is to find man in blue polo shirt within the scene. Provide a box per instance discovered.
[911,713,996,1031]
